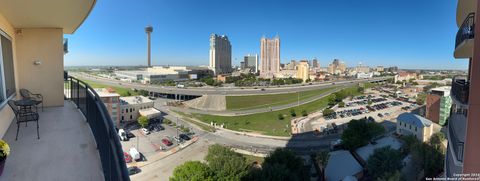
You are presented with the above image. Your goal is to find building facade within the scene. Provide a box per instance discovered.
[120,96,160,123]
[260,36,280,78]
[426,86,452,125]
[396,113,434,142]
[96,88,121,127]
[312,58,319,69]
[296,60,309,82]
[328,59,347,74]
[244,54,259,73]
[209,34,232,75]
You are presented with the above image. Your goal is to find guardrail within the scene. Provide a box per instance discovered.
[451,77,469,104]
[455,13,475,49]
[64,75,130,181]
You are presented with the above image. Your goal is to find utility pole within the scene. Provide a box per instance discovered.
[298,91,300,108]
[176,117,179,137]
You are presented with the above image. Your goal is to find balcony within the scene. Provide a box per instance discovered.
[451,78,470,105]
[454,13,475,58]
[448,113,467,162]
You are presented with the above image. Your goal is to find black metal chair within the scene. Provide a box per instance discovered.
[19,89,43,112]
[8,100,40,140]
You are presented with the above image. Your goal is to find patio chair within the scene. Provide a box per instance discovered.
[19,89,43,112]
[8,100,40,140]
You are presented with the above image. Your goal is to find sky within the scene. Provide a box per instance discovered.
[64,0,468,70]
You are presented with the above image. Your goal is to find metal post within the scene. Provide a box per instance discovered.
[298,91,300,108]
[176,117,179,137]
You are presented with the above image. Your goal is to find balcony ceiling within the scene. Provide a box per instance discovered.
[457,0,477,28]
[0,0,96,34]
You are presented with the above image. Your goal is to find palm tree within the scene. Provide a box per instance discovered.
[316,151,330,181]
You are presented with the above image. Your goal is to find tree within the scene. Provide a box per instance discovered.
[170,161,214,181]
[366,146,403,179]
[338,101,345,108]
[290,109,297,117]
[315,151,330,181]
[126,91,132,96]
[357,86,365,94]
[429,132,446,151]
[137,116,149,128]
[255,148,308,181]
[377,170,402,181]
[322,108,335,116]
[341,119,385,150]
[205,144,249,180]
[416,93,426,105]
[301,110,308,117]
[277,114,284,120]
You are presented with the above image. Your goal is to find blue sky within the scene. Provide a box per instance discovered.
[65,0,468,70]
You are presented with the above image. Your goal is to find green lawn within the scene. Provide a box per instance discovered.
[191,86,364,136]
[243,154,265,165]
[79,79,140,97]
[226,87,338,110]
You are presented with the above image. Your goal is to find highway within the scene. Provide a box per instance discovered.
[70,72,390,96]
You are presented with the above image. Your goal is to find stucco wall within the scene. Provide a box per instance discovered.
[0,13,16,138]
[15,28,64,107]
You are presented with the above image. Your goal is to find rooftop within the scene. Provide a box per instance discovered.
[325,150,363,181]
[95,88,120,97]
[120,96,153,105]
[397,113,433,128]
[1,101,104,180]
[355,136,403,162]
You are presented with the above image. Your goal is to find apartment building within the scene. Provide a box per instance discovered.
[446,0,480,177]
[260,36,280,78]
[209,34,232,75]
[120,96,160,123]
[327,59,346,75]
[426,86,452,126]
[296,60,309,82]
[0,1,129,180]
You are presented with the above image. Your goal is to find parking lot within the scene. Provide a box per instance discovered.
[119,118,195,162]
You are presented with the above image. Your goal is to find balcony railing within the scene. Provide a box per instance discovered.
[64,75,130,181]
[448,114,466,162]
[455,13,475,49]
[451,77,470,104]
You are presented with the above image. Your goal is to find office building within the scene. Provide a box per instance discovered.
[114,66,209,84]
[446,0,480,176]
[296,60,309,82]
[312,58,320,69]
[244,54,259,73]
[426,86,452,125]
[355,62,370,73]
[95,88,121,127]
[260,36,280,78]
[285,60,297,70]
[209,33,232,75]
[120,96,161,123]
[328,59,347,74]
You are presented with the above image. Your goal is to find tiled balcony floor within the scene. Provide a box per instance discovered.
[0,101,104,181]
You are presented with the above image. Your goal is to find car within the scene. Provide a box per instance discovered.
[179,134,191,141]
[124,152,132,163]
[128,166,141,175]
[129,147,141,161]
[126,131,135,139]
[118,129,128,141]
[261,88,266,91]
[162,138,173,146]
[377,113,383,117]
[173,136,182,142]
[142,128,150,135]
[154,125,165,131]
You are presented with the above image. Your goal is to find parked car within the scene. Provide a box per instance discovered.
[179,134,191,141]
[124,152,132,163]
[142,128,150,135]
[154,125,165,131]
[128,166,141,175]
[162,138,173,146]
[173,136,182,143]
[129,147,141,161]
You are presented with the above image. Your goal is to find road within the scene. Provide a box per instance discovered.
[70,72,390,96]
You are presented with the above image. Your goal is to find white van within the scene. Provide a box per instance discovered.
[129,147,141,161]
[118,129,128,141]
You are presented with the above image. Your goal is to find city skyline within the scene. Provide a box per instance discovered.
[64,0,467,70]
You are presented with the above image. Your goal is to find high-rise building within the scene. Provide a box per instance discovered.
[355,62,370,73]
[312,58,320,69]
[244,54,259,73]
[260,36,280,78]
[376,66,384,72]
[328,59,346,74]
[426,86,452,126]
[209,34,232,75]
[297,60,309,82]
[446,0,480,177]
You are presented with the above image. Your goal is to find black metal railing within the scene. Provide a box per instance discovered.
[455,13,475,49]
[64,76,130,181]
[451,77,470,104]
[448,114,466,162]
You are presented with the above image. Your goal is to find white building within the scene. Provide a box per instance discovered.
[325,150,363,181]
[396,113,435,142]
[114,66,192,84]
[355,136,402,163]
[356,72,373,79]
[120,96,161,123]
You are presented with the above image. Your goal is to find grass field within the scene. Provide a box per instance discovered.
[191,86,363,136]
[226,86,338,110]
[79,79,140,97]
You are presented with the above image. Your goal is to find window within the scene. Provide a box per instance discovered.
[0,30,15,104]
